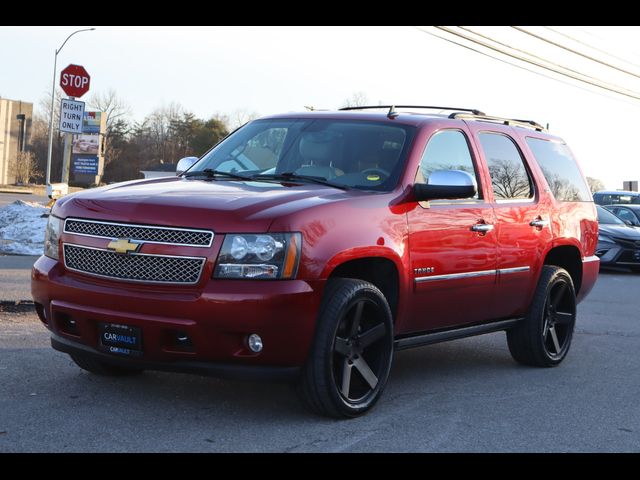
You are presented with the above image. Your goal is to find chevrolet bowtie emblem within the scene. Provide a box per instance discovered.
[107,238,141,254]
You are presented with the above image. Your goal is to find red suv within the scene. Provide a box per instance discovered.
[32,106,599,418]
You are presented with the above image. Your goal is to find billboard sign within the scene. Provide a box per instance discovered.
[83,111,102,134]
[73,134,100,155]
[72,155,99,175]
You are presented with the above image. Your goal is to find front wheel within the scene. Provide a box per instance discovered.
[507,266,576,367]
[298,278,394,418]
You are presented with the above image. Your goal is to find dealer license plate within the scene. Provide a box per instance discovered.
[98,323,142,357]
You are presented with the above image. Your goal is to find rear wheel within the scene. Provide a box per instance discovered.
[298,278,394,418]
[507,266,576,367]
[70,354,144,376]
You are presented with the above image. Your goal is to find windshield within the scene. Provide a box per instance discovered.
[597,206,625,225]
[187,118,416,191]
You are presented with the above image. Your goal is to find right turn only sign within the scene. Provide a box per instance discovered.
[59,99,85,133]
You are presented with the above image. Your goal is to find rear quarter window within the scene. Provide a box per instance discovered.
[525,137,592,202]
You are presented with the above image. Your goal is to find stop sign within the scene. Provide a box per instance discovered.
[60,64,90,98]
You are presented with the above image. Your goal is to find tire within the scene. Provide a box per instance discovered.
[70,354,144,376]
[630,266,640,273]
[507,266,576,367]
[297,278,394,418]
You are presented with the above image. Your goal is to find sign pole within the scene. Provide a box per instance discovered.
[45,51,58,188]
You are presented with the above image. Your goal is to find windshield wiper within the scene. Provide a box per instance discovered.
[251,172,350,190]
[183,168,251,181]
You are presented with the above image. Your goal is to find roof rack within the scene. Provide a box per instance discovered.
[339,105,485,119]
[449,112,546,132]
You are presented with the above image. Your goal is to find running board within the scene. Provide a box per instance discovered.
[394,318,523,351]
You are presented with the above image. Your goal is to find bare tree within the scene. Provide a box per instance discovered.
[38,88,64,130]
[341,91,369,108]
[32,90,66,182]
[146,102,185,163]
[88,89,132,132]
[488,158,532,199]
[227,108,259,130]
[9,151,43,185]
[586,176,605,193]
[541,167,582,201]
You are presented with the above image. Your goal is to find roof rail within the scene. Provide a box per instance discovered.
[339,105,486,116]
[449,112,546,132]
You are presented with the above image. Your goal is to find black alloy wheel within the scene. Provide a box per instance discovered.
[298,278,394,418]
[541,279,575,360]
[507,265,576,367]
[332,296,390,404]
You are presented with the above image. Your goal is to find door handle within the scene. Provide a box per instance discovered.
[471,223,494,233]
[529,218,549,228]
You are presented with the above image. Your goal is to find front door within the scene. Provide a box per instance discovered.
[407,128,497,333]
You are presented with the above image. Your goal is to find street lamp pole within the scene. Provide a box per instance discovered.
[45,27,95,191]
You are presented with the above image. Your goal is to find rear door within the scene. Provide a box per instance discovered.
[407,127,497,332]
[468,126,552,319]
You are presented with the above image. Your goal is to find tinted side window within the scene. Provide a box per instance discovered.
[418,130,480,198]
[616,209,637,223]
[479,133,533,200]
[593,193,609,205]
[525,137,592,202]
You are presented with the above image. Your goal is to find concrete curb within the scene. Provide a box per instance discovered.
[0,188,34,194]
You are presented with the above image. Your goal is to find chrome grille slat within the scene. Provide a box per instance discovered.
[63,244,206,284]
[64,218,213,247]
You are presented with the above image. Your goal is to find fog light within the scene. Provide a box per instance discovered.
[247,334,263,353]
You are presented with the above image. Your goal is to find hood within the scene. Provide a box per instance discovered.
[53,176,354,232]
[599,223,640,240]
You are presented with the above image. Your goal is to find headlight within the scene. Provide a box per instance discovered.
[214,233,301,280]
[44,215,63,260]
[598,234,614,244]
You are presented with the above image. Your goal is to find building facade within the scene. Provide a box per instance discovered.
[0,98,33,185]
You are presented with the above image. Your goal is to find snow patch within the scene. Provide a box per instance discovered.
[0,200,50,255]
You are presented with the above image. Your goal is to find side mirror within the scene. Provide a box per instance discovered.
[624,219,634,226]
[176,156,199,176]
[413,170,477,201]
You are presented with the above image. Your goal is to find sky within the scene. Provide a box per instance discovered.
[1,25,640,190]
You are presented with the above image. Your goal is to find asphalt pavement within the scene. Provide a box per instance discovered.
[0,192,48,208]
[0,270,639,452]
[0,255,38,302]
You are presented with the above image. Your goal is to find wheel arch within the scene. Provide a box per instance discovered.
[324,252,403,323]
[543,244,583,294]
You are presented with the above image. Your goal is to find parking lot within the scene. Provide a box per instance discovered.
[0,269,639,452]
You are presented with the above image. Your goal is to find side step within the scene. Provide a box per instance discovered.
[394,318,522,351]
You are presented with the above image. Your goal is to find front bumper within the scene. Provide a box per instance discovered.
[32,256,324,370]
[51,334,300,381]
[596,243,640,269]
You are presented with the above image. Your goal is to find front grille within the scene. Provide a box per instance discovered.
[63,244,206,284]
[617,250,640,264]
[64,218,213,247]
[612,237,640,249]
